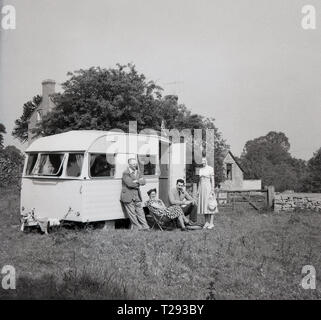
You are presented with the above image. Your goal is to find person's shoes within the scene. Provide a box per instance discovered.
[181,227,189,232]
[138,228,151,232]
[207,224,214,230]
[203,222,209,229]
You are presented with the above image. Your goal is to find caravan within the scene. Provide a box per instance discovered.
[20,130,186,229]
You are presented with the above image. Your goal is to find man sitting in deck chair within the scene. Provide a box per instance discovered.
[145,188,192,231]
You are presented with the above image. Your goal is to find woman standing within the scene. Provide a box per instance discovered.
[198,157,217,229]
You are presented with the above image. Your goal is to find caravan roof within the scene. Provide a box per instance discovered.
[26,130,170,153]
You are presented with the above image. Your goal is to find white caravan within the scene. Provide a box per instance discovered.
[20,130,186,228]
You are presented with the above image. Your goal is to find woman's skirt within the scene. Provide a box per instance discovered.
[148,204,184,220]
[198,177,213,214]
[163,205,184,219]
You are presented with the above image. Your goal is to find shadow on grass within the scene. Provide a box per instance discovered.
[0,271,133,300]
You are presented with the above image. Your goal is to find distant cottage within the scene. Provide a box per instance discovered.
[28,79,56,145]
[220,151,261,190]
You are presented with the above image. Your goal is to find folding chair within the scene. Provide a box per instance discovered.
[143,207,173,231]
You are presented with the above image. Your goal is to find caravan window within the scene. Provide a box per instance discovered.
[138,154,157,176]
[90,153,115,177]
[33,153,64,176]
[26,153,38,175]
[66,153,84,177]
[37,154,64,176]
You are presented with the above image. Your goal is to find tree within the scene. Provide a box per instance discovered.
[0,145,24,188]
[0,123,6,149]
[240,131,307,192]
[304,148,321,192]
[12,95,42,143]
[14,64,228,184]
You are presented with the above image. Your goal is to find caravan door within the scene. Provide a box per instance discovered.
[169,142,186,190]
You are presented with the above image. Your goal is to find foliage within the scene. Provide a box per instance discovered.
[303,148,321,192]
[240,131,307,192]
[14,64,228,184]
[0,123,6,149]
[0,145,24,187]
[12,95,42,143]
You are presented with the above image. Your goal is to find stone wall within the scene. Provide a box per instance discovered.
[274,193,321,212]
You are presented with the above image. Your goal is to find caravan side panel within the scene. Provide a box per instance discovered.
[81,178,158,222]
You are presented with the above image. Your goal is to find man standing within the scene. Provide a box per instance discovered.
[120,158,150,230]
[168,179,198,223]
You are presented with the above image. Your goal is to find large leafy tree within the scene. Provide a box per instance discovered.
[240,131,307,192]
[14,64,228,184]
[12,95,42,143]
[0,123,6,149]
[303,148,321,192]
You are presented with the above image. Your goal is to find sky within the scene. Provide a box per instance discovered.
[0,0,320,160]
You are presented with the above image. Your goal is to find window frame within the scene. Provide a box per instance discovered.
[24,152,67,178]
[65,152,85,178]
[137,153,159,178]
[226,163,233,180]
[88,152,116,179]
[24,153,39,176]
[35,153,66,177]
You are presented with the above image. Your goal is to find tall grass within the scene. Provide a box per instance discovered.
[0,187,321,299]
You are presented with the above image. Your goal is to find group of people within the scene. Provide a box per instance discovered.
[120,157,218,231]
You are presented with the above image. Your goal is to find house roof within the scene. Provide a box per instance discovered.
[223,150,245,173]
[25,130,170,153]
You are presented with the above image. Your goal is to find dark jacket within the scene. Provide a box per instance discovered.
[120,168,146,203]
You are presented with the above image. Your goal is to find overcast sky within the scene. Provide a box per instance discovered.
[0,0,320,159]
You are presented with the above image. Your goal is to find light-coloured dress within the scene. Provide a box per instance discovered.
[198,165,217,214]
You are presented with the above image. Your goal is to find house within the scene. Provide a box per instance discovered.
[28,79,56,145]
[220,150,262,190]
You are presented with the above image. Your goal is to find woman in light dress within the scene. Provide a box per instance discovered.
[198,157,217,229]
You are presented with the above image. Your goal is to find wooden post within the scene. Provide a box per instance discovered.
[266,186,275,210]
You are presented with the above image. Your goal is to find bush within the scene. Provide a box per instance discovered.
[0,146,24,188]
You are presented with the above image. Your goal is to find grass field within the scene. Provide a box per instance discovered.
[0,186,320,300]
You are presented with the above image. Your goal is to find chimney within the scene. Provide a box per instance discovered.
[41,79,56,111]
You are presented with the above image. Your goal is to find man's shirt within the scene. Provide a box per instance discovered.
[168,187,194,206]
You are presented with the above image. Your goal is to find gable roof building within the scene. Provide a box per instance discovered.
[220,150,261,190]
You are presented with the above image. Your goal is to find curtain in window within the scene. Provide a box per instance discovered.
[90,154,97,167]
[75,154,83,168]
[37,155,48,174]
[26,154,38,174]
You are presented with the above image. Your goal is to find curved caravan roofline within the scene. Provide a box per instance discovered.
[25,130,170,153]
